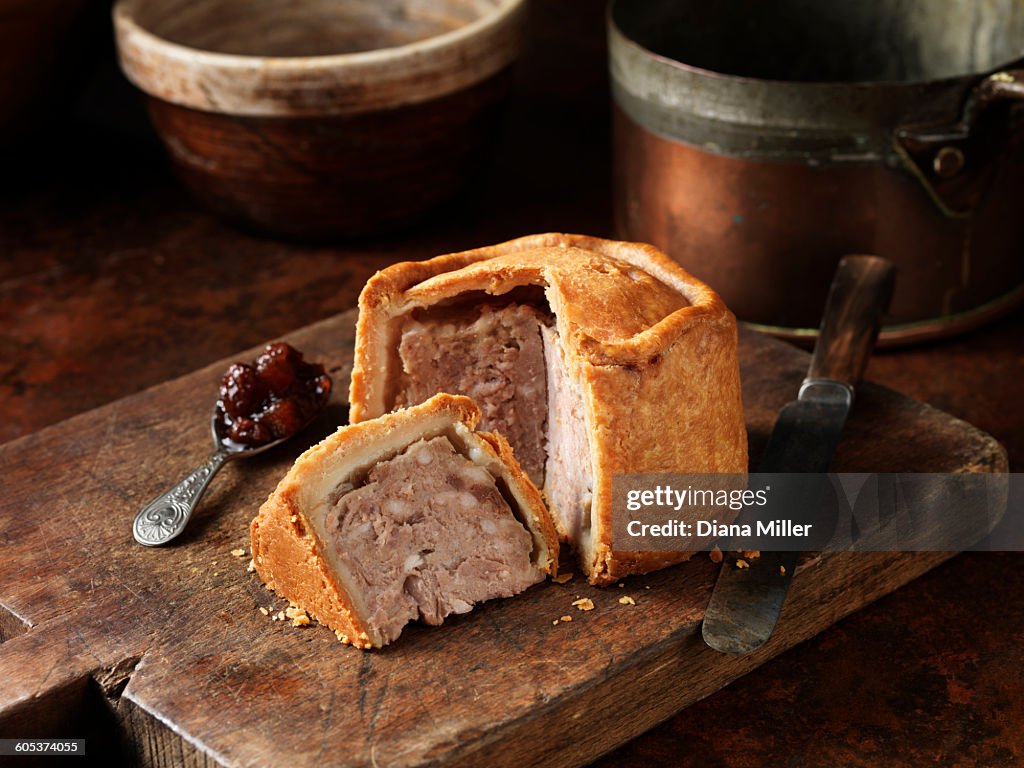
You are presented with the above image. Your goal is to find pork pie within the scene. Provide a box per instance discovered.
[250,394,558,649]
[349,233,748,584]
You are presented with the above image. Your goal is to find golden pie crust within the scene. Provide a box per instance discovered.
[349,233,748,584]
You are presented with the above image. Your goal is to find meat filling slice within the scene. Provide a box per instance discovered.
[541,325,594,545]
[396,304,549,485]
[325,436,543,645]
[395,302,595,550]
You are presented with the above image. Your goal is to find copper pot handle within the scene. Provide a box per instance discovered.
[895,69,1024,217]
[978,69,1024,103]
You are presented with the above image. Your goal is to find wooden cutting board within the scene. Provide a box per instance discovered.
[0,310,1006,767]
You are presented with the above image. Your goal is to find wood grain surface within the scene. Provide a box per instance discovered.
[0,309,1005,766]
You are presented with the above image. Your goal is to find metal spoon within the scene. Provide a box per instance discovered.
[132,403,321,547]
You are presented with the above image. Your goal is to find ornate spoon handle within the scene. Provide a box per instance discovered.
[133,449,232,547]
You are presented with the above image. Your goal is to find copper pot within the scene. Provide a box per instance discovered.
[609,0,1024,344]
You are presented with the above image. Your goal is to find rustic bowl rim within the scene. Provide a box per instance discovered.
[113,0,526,117]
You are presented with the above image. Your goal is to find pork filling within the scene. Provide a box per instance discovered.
[396,304,549,485]
[325,436,542,644]
[541,326,593,544]
[395,302,595,549]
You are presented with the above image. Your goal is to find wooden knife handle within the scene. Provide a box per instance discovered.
[807,255,896,387]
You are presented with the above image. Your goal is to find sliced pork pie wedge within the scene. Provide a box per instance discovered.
[251,394,558,649]
[349,233,748,585]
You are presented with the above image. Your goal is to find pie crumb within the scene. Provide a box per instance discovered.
[284,605,312,626]
[742,550,761,561]
[230,548,246,558]
[258,607,269,616]
[572,598,595,611]
[736,559,750,569]
[618,596,636,606]
[560,615,573,622]
[617,582,625,588]
[552,572,573,584]
[710,546,723,564]
[247,560,256,573]
[780,565,787,575]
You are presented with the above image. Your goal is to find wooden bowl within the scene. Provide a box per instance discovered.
[113,0,525,239]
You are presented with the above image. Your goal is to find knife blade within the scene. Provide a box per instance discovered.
[701,254,896,654]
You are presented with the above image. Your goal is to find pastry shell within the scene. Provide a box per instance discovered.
[250,393,558,648]
[349,233,748,584]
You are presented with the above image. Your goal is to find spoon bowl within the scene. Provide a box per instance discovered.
[210,402,296,456]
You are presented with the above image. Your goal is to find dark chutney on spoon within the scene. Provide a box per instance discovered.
[217,342,331,447]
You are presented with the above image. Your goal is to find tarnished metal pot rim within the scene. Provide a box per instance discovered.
[608,0,1024,164]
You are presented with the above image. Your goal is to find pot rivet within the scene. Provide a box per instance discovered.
[933,146,965,178]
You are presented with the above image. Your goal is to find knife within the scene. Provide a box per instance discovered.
[701,255,896,654]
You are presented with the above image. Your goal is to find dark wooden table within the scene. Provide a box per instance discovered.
[2,4,1022,765]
